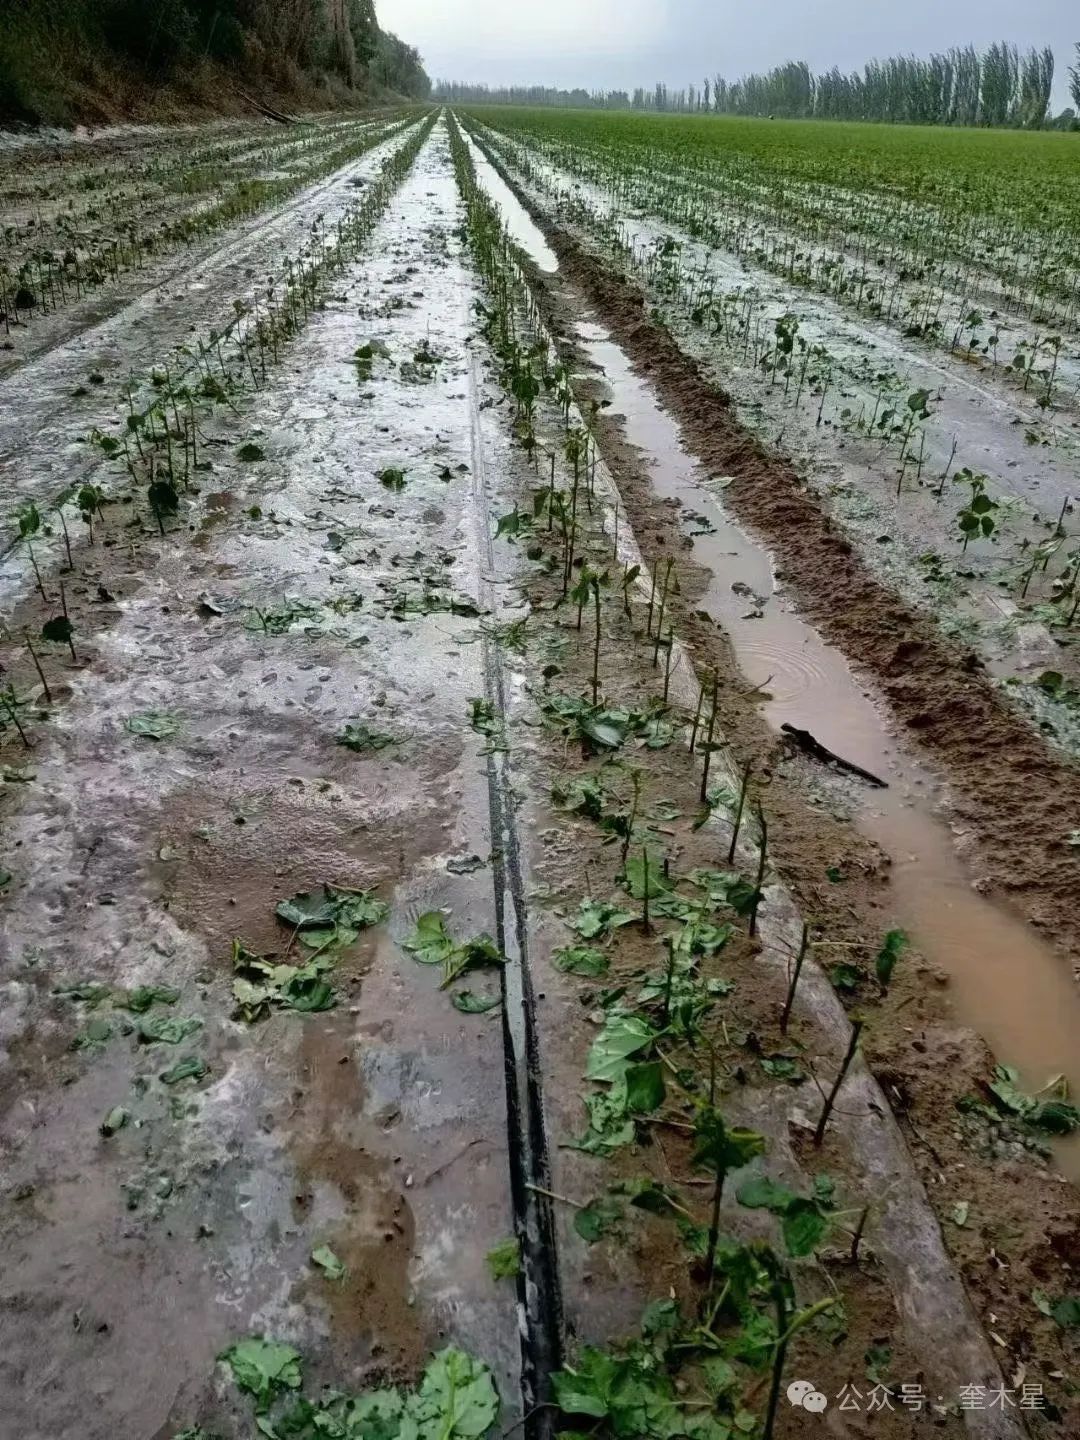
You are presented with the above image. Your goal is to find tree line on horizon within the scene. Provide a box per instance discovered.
[436,40,1080,129]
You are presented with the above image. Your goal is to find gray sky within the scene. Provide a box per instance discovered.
[379,0,1076,108]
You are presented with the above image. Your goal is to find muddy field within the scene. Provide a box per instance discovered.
[1,107,1079,1440]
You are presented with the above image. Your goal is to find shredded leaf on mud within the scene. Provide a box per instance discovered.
[403,912,507,990]
[452,990,502,1014]
[232,943,337,1022]
[160,1056,209,1085]
[100,1106,129,1137]
[117,984,181,1013]
[125,710,181,741]
[874,928,908,989]
[571,899,636,939]
[574,1196,625,1244]
[586,1014,657,1083]
[275,884,388,942]
[71,1017,112,1050]
[736,1173,838,1256]
[137,1014,202,1045]
[553,945,610,978]
[983,1065,1080,1134]
[337,721,397,752]
[485,1237,520,1280]
[467,697,506,751]
[55,981,113,1007]
[220,1337,303,1408]
[221,1340,498,1437]
[41,615,75,646]
[311,1245,346,1281]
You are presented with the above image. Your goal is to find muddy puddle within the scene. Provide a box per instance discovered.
[574,316,1080,1178]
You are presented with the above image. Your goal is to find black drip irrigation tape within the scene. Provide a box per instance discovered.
[470,351,564,1436]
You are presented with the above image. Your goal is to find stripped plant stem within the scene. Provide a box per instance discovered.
[814,1019,864,1147]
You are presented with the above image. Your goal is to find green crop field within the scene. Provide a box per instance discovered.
[466,105,1080,229]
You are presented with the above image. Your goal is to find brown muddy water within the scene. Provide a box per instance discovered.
[575,319,1080,1179]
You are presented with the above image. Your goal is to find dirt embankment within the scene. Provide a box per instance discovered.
[0,0,428,128]
[0,55,391,131]
[465,146,1080,971]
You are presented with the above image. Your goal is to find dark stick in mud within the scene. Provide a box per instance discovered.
[662,936,677,1026]
[652,559,674,667]
[727,760,752,864]
[780,925,809,1035]
[689,681,705,755]
[591,579,602,705]
[645,562,658,636]
[814,1019,864,1147]
[748,810,767,938]
[850,1204,870,1266]
[58,510,73,570]
[59,583,77,663]
[698,671,719,802]
[641,845,651,934]
[762,1283,791,1440]
[25,638,53,706]
[27,545,49,604]
[621,768,642,867]
[1,692,31,748]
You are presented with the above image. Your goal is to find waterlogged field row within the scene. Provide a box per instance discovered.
[0,110,413,350]
[467,109,1080,748]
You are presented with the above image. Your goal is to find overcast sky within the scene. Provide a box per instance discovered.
[379,0,1076,108]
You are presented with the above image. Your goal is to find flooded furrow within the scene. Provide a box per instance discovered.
[578,320,1080,1178]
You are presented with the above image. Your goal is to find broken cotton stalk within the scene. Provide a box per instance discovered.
[402,911,508,991]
